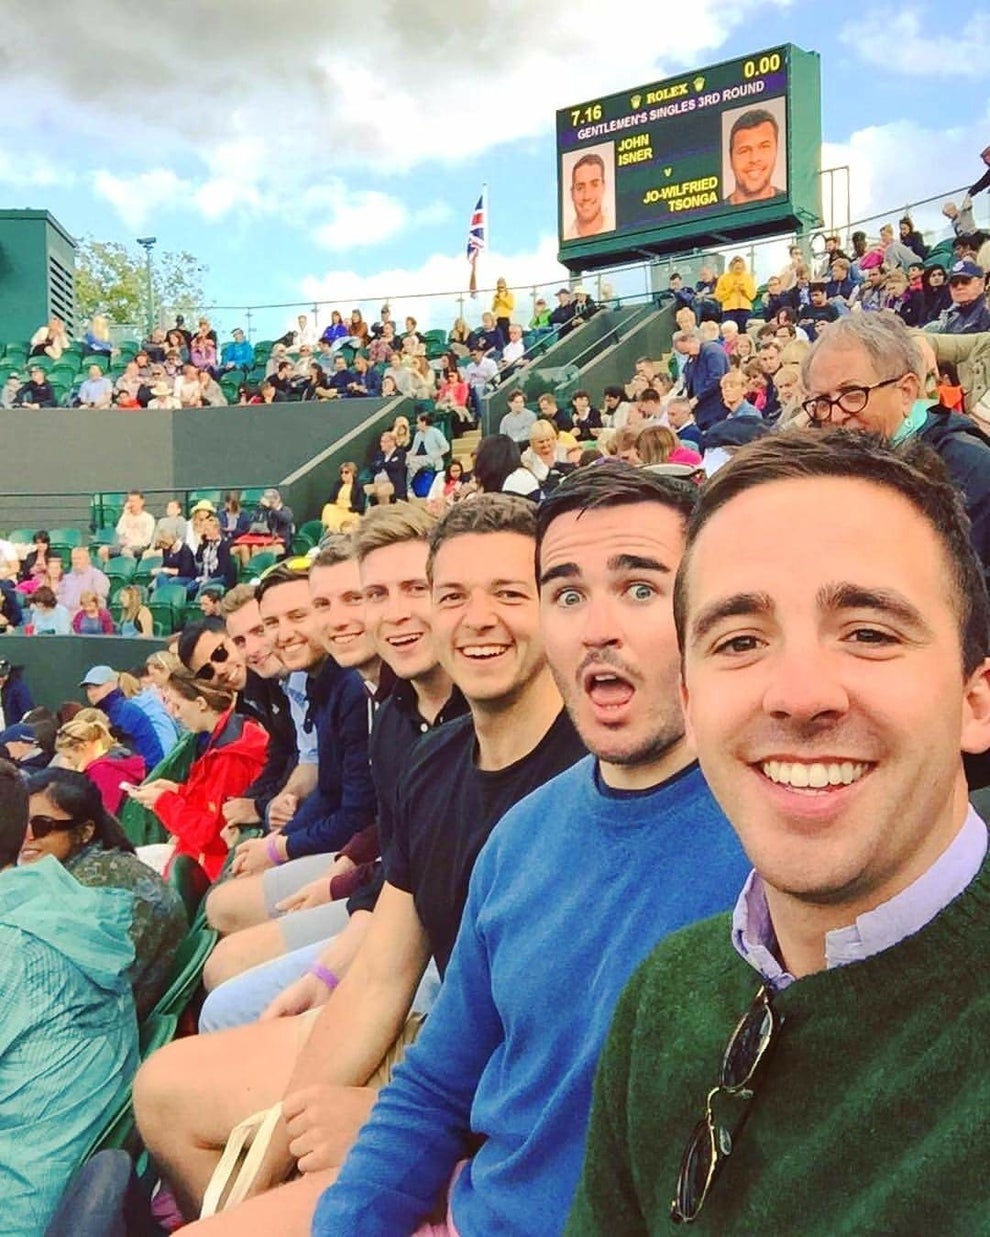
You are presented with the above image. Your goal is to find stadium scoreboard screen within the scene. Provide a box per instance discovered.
[556,44,821,270]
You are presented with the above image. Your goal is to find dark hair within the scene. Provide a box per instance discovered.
[536,460,698,574]
[729,107,779,150]
[32,586,57,608]
[33,530,50,545]
[603,385,626,401]
[472,434,522,493]
[417,411,434,426]
[639,388,661,405]
[165,665,235,714]
[176,615,226,669]
[25,768,135,854]
[571,152,605,183]
[672,429,990,676]
[426,493,537,581]
[0,759,28,867]
[200,587,223,604]
[254,562,310,605]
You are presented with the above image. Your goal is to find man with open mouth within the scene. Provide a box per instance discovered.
[569,429,990,1233]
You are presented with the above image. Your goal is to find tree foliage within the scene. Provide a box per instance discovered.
[74,238,208,327]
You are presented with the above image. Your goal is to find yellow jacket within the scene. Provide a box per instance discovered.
[492,289,515,318]
[714,270,756,311]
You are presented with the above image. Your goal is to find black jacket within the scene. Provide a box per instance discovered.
[918,406,990,571]
[0,664,33,723]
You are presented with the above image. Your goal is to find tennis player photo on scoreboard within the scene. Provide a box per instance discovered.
[721,96,787,207]
[561,141,616,241]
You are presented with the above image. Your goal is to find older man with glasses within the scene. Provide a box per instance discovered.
[797,311,990,572]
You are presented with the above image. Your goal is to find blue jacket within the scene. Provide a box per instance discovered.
[1,665,33,723]
[221,339,254,369]
[101,688,165,772]
[684,341,731,430]
[283,658,376,858]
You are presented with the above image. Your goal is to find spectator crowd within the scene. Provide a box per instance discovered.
[4,172,990,1235]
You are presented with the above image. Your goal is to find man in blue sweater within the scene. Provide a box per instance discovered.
[81,665,165,772]
[308,464,749,1234]
[676,327,731,431]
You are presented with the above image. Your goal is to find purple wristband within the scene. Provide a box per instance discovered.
[308,963,339,991]
[266,834,285,866]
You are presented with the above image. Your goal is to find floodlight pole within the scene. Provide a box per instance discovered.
[136,237,157,336]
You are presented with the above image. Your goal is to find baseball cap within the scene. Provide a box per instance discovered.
[79,665,117,688]
[0,722,35,746]
[556,287,571,296]
[950,260,984,280]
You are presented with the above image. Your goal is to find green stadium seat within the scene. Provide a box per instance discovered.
[118,730,198,846]
[133,555,162,585]
[239,549,277,582]
[6,529,35,544]
[25,354,54,373]
[240,487,266,505]
[167,853,212,925]
[48,527,84,546]
[83,354,110,373]
[188,489,223,508]
[89,527,116,546]
[298,518,324,546]
[117,341,139,358]
[103,557,137,582]
[150,927,218,1021]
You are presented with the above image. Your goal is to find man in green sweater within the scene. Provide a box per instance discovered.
[568,428,990,1235]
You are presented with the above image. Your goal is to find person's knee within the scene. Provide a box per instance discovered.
[205,880,260,935]
[133,1040,193,1145]
[202,932,251,991]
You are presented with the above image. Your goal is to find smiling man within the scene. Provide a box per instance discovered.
[565,151,613,240]
[306,467,747,1236]
[725,107,784,206]
[569,431,990,1234]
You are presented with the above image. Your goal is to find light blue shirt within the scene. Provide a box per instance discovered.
[732,806,988,989]
[284,670,318,766]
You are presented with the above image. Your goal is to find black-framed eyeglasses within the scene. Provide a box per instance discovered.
[801,375,907,424]
[670,985,782,1225]
[28,814,88,840]
[194,642,230,681]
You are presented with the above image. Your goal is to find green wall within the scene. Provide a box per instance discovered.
[1,633,164,713]
[0,396,404,530]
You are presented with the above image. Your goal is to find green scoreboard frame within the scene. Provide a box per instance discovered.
[556,44,821,271]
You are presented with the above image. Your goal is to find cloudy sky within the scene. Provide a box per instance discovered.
[4,0,988,338]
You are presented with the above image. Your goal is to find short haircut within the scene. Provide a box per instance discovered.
[572,389,590,402]
[729,108,779,150]
[426,493,537,582]
[200,587,223,604]
[313,535,355,569]
[603,385,626,401]
[176,615,226,668]
[538,393,559,407]
[536,460,698,573]
[0,759,28,868]
[254,562,311,605]
[801,310,925,389]
[507,388,526,403]
[571,152,605,183]
[219,583,257,617]
[353,502,437,563]
[672,429,990,676]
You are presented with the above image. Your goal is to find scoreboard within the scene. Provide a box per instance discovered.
[556,45,821,270]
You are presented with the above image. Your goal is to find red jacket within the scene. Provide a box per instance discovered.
[154,707,269,879]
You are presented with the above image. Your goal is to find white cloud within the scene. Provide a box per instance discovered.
[92,168,191,230]
[841,9,990,75]
[0,0,791,176]
[821,108,990,235]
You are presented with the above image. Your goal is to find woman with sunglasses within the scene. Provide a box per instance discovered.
[123,667,268,881]
[21,768,187,1019]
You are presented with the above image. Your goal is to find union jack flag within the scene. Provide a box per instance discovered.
[466,191,486,261]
